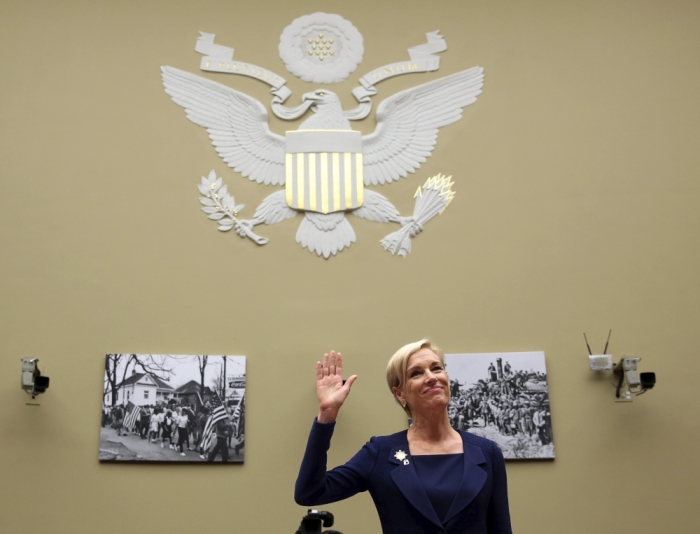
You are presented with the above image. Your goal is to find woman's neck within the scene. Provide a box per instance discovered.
[407,410,461,454]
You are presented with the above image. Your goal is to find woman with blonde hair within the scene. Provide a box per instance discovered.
[295,340,512,534]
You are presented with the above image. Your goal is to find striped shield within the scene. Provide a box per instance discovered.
[285,130,364,214]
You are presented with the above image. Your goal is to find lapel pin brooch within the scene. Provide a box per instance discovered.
[394,450,409,465]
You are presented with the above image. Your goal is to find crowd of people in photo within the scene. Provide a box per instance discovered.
[448,360,553,448]
[102,398,245,461]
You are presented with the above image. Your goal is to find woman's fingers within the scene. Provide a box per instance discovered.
[317,350,348,395]
[318,351,343,377]
[329,350,337,375]
[344,374,358,391]
[335,352,343,376]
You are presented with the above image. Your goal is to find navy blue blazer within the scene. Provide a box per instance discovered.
[295,420,512,534]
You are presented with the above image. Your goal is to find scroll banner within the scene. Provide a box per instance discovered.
[195,33,311,120]
[352,31,447,103]
[194,30,447,121]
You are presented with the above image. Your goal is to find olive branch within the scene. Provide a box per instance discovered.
[197,170,268,244]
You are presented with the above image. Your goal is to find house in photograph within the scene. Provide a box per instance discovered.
[104,372,175,406]
[173,380,216,407]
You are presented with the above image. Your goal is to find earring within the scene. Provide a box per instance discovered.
[400,400,407,408]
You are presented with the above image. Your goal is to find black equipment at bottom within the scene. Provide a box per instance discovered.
[295,510,342,534]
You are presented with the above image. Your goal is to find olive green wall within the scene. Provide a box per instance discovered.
[1,0,699,532]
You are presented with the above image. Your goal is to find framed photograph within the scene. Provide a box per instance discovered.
[99,354,245,463]
[445,352,555,460]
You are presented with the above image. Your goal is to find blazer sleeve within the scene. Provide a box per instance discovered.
[295,419,379,506]
[486,442,513,533]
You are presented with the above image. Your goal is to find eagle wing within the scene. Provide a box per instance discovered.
[251,190,298,225]
[161,66,286,186]
[362,67,484,186]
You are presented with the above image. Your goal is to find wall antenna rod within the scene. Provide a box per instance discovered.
[602,330,612,354]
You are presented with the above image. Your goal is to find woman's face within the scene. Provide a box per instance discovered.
[393,348,450,415]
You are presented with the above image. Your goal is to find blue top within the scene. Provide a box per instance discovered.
[295,420,513,534]
[412,453,464,522]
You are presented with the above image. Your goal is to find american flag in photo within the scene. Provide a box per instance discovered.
[123,401,141,432]
[199,394,228,451]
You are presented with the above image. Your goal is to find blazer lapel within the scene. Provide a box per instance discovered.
[442,434,488,524]
[388,444,443,530]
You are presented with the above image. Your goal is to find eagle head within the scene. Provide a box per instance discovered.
[299,90,349,130]
[302,90,341,112]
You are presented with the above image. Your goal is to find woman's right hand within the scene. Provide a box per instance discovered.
[316,350,357,423]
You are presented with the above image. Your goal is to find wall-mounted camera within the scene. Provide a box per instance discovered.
[584,331,655,402]
[21,358,50,399]
[613,357,655,402]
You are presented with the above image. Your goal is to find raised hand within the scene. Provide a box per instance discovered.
[316,350,358,423]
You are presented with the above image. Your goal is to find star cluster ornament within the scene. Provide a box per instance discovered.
[278,12,364,83]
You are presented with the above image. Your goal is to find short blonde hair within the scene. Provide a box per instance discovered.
[386,339,445,416]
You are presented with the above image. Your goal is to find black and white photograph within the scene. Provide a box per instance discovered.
[446,352,555,460]
[100,354,246,463]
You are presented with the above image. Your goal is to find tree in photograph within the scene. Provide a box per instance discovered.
[104,354,125,405]
[103,354,175,406]
[130,354,174,382]
[197,355,209,400]
[211,361,227,400]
